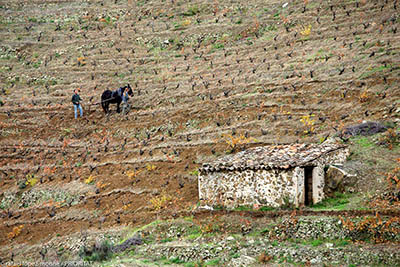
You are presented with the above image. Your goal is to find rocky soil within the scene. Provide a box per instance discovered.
[96,216,400,266]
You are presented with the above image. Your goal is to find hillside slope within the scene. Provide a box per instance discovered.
[0,0,399,263]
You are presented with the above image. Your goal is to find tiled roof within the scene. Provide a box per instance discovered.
[200,143,346,173]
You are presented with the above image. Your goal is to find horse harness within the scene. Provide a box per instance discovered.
[99,87,126,104]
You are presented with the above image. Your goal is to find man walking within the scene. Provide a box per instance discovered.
[117,86,131,115]
[121,88,130,115]
[71,88,83,119]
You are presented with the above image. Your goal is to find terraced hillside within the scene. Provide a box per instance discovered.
[0,0,399,263]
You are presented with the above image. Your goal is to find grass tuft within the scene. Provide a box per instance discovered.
[311,192,350,210]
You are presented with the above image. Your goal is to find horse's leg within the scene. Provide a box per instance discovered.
[122,102,127,115]
[116,102,121,113]
[102,101,107,114]
[104,103,109,114]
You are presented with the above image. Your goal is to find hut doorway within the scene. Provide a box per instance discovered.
[304,167,314,206]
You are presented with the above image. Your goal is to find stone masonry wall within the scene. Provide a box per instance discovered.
[293,167,305,207]
[312,165,325,204]
[198,168,296,208]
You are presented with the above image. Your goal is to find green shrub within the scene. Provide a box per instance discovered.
[234,205,252,211]
[169,257,185,264]
[213,43,224,50]
[79,240,113,262]
[189,169,199,176]
[161,237,174,243]
[334,239,350,247]
[310,239,323,247]
[205,258,220,265]
[17,179,27,189]
[231,253,240,259]
[183,6,199,16]
[259,206,275,211]
[312,192,350,210]
[185,261,204,267]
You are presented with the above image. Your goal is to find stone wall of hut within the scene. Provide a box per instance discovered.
[198,168,298,208]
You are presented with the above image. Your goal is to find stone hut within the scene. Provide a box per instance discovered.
[198,143,349,208]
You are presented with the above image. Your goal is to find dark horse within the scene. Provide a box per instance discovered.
[101,84,133,114]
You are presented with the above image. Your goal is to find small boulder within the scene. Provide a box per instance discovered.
[324,166,348,196]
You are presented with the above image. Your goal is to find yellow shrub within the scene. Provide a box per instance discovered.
[300,114,316,134]
[8,225,24,239]
[77,56,87,66]
[359,90,371,103]
[85,175,95,184]
[146,164,156,171]
[181,19,191,27]
[127,169,142,179]
[222,133,254,152]
[96,181,110,190]
[25,174,38,187]
[300,24,312,36]
[150,193,172,211]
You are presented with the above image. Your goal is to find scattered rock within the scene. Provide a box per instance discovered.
[232,255,256,267]
[325,243,334,249]
[226,236,235,241]
[343,121,387,137]
[198,205,213,210]
[113,236,143,253]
